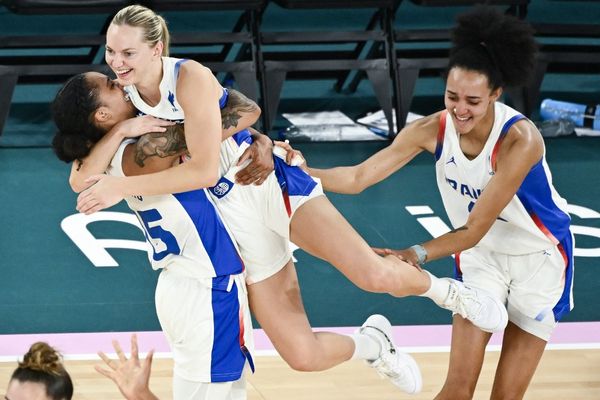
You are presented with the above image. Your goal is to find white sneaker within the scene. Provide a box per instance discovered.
[442,278,508,333]
[358,314,422,394]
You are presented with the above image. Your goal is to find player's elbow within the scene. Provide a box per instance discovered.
[69,177,87,194]
[251,103,262,121]
[185,158,220,188]
[350,183,366,195]
[351,169,372,194]
[201,167,221,188]
[204,173,220,188]
[462,220,490,249]
[197,169,220,188]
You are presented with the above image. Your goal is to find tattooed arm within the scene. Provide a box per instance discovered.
[221,89,261,139]
[129,88,260,169]
[132,124,187,168]
[123,124,187,176]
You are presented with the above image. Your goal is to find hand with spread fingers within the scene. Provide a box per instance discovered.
[235,128,274,185]
[95,334,159,400]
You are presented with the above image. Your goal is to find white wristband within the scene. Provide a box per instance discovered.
[410,244,428,265]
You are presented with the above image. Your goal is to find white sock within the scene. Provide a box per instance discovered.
[350,332,381,361]
[419,271,451,305]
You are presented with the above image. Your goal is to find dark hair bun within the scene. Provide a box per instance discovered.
[451,6,538,87]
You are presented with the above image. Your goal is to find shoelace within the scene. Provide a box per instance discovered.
[445,282,484,321]
[362,325,396,355]
[454,291,483,321]
[372,357,403,380]
[362,326,402,379]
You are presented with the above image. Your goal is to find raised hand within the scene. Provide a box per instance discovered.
[95,334,159,400]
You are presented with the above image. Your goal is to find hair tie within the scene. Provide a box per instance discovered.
[479,41,498,70]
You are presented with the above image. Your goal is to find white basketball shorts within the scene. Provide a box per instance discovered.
[155,268,254,391]
[454,232,574,340]
[208,149,324,285]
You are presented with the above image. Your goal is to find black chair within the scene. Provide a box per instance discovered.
[390,0,530,128]
[148,0,267,106]
[259,0,402,135]
[520,0,600,117]
[0,1,133,136]
[0,0,267,136]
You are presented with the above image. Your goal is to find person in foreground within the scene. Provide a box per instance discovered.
[4,336,159,400]
[288,6,574,400]
[5,342,73,400]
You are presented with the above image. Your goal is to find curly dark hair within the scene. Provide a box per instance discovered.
[51,73,106,163]
[11,342,73,400]
[446,6,538,90]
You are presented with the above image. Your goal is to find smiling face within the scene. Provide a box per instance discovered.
[105,23,161,86]
[444,67,501,135]
[85,72,136,128]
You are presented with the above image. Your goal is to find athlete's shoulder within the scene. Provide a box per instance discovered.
[395,111,443,153]
[497,113,544,170]
[412,111,445,132]
[505,116,543,154]
[178,59,212,78]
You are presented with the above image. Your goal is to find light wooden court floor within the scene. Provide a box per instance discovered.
[1,349,599,399]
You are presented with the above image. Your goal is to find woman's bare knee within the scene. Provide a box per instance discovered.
[280,340,323,372]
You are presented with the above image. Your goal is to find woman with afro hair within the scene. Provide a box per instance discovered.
[298,6,574,399]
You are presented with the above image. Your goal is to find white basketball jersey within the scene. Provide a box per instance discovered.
[435,102,571,255]
[124,56,246,173]
[125,57,186,122]
[106,139,245,283]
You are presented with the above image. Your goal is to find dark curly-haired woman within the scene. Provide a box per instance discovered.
[303,6,573,399]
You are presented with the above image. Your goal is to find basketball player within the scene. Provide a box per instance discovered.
[53,70,426,398]
[51,5,510,398]
[288,7,574,399]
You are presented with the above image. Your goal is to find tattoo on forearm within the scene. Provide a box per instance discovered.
[221,89,258,130]
[449,226,468,234]
[134,124,187,167]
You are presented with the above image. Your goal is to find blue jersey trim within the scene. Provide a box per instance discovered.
[434,111,447,161]
[210,280,247,382]
[173,190,244,277]
[173,59,188,80]
[499,115,525,140]
[515,159,571,243]
[552,232,574,322]
[232,128,253,147]
[273,156,317,197]
[219,88,229,109]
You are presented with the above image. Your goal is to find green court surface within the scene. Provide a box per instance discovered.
[1,136,598,334]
